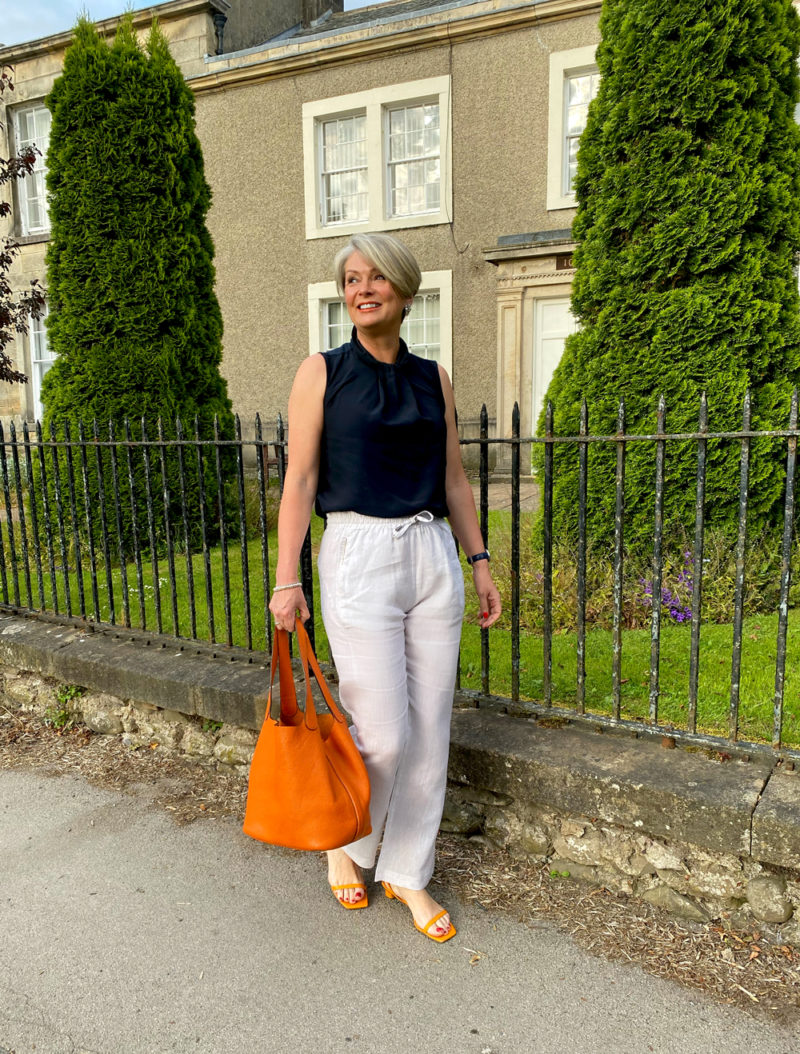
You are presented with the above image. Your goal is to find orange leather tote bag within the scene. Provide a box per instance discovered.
[243,617,371,851]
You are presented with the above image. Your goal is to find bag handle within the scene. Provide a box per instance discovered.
[267,619,346,730]
[267,624,299,725]
[294,617,347,728]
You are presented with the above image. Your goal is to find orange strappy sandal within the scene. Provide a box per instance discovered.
[381,881,456,943]
[330,882,368,910]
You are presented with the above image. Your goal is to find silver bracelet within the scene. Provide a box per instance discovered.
[272,581,302,593]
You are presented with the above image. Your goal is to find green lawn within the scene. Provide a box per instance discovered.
[3,509,797,748]
[457,612,800,747]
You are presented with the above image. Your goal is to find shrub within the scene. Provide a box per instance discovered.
[476,523,800,635]
[40,18,234,551]
[539,0,800,552]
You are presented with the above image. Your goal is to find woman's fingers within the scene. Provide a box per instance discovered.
[477,582,502,629]
[268,587,310,631]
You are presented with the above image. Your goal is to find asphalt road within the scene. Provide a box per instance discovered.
[1,768,799,1054]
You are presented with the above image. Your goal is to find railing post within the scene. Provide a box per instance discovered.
[480,403,490,696]
[175,417,197,641]
[576,399,588,714]
[648,395,666,724]
[92,417,114,625]
[213,413,233,647]
[194,414,215,644]
[511,402,521,704]
[109,419,131,629]
[234,414,253,651]
[773,388,797,748]
[542,400,553,707]
[23,422,46,611]
[9,422,32,608]
[729,391,751,741]
[688,393,708,733]
[254,413,273,652]
[612,398,626,721]
[0,422,19,606]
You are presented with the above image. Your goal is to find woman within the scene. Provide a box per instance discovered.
[269,233,501,943]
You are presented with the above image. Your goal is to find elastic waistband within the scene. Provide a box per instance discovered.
[326,510,445,533]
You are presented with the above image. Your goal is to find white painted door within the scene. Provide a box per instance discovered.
[533,297,578,429]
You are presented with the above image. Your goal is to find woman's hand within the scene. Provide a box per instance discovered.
[472,563,502,629]
[269,585,310,632]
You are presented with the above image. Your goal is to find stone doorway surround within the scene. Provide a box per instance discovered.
[484,230,577,475]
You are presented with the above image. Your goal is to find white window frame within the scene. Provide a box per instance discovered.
[13,102,51,236]
[28,306,54,422]
[303,77,452,240]
[546,46,599,212]
[318,113,369,226]
[307,269,453,376]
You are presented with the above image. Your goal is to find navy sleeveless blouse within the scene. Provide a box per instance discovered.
[315,329,449,519]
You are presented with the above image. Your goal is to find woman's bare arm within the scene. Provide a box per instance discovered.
[439,365,502,629]
[269,354,327,628]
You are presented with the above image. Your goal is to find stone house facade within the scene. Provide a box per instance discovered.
[3,0,607,454]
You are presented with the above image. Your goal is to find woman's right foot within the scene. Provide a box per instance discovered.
[382,882,453,939]
[327,848,366,907]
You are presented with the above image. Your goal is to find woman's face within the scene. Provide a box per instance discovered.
[343,251,410,339]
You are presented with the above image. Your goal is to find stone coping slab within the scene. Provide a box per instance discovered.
[0,614,272,729]
[448,709,776,861]
[752,771,800,870]
[2,611,798,869]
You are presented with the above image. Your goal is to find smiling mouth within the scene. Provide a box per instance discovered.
[357,302,380,310]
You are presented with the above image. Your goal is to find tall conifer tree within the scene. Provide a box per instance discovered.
[40,17,233,548]
[542,0,800,549]
[42,17,232,439]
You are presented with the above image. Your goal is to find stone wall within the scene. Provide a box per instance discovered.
[2,611,799,944]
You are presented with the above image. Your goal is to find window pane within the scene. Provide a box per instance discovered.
[402,291,440,362]
[320,113,368,225]
[325,301,351,350]
[566,103,589,135]
[387,102,441,218]
[16,104,51,234]
[29,307,52,421]
[564,70,600,194]
[568,75,593,105]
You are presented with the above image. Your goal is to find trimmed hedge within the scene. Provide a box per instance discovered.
[540,0,800,552]
[40,17,234,549]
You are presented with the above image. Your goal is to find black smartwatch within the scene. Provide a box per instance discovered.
[466,550,490,566]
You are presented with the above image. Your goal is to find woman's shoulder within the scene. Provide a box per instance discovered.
[296,352,329,379]
[407,352,447,390]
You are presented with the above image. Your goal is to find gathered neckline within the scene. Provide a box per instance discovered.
[350,328,409,369]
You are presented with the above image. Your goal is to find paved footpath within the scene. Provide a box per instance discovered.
[2,768,799,1054]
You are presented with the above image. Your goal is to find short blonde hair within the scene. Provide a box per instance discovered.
[334,233,422,301]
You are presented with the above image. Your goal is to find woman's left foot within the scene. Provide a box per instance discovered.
[382,882,455,942]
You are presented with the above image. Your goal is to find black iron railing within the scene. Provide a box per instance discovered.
[459,391,799,762]
[0,393,797,762]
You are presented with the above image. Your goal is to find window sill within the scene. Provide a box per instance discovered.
[546,197,578,213]
[15,232,50,246]
[306,211,449,241]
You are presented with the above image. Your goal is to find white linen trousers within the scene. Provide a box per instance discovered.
[317,510,465,890]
